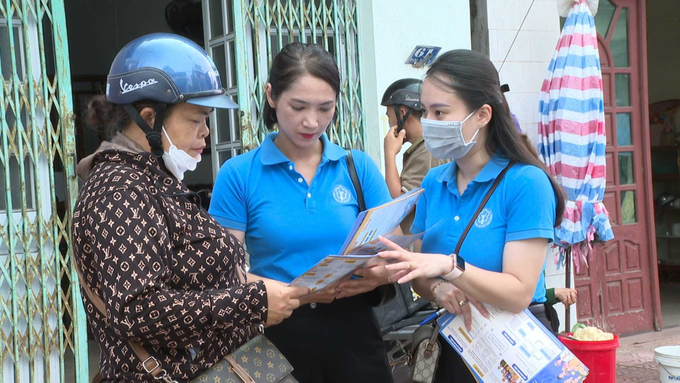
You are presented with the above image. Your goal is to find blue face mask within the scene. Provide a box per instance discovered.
[421,110,479,159]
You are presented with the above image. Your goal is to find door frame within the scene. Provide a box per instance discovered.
[637,0,663,331]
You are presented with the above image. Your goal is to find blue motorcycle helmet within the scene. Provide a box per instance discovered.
[105,33,237,157]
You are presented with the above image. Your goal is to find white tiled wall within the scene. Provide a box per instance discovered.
[488,0,560,143]
[487,0,577,331]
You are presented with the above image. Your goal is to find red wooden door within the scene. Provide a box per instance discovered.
[574,0,660,334]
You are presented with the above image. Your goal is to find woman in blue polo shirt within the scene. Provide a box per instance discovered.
[378,49,566,382]
[209,42,394,382]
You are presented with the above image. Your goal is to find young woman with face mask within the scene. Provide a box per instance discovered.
[209,42,395,382]
[73,33,307,382]
[377,49,566,382]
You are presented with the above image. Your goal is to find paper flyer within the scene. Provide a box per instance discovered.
[289,232,424,291]
[288,255,373,292]
[438,304,589,383]
[290,188,424,291]
[339,188,424,255]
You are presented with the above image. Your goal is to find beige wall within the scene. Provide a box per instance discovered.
[646,0,680,104]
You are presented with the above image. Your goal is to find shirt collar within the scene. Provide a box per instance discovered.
[435,152,510,185]
[404,136,425,156]
[259,132,346,165]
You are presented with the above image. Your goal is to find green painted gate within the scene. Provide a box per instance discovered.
[0,0,88,382]
[203,0,366,173]
[1,1,367,381]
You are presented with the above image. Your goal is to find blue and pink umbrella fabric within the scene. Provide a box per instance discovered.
[537,0,614,271]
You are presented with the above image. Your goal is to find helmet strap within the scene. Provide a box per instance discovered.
[124,103,167,158]
[394,105,412,130]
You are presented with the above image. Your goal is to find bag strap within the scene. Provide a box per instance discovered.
[71,254,174,382]
[453,161,515,255]
[345,149,366,212]
[345,148,398,306]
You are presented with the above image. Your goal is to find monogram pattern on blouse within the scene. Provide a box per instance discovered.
[72,151,268,382]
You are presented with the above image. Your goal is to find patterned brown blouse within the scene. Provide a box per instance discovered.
[72,149,268,382]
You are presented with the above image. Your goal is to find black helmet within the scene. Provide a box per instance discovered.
[381,79,422,110]
[381,78,422,129]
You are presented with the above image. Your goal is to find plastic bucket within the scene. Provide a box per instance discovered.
[655,346,680,383]
[558,333,619,382]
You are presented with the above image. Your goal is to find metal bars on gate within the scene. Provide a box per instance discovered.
[0,0,86,382]
[232,0,365,152]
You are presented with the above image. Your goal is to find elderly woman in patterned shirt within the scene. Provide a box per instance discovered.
[72,33,307,383]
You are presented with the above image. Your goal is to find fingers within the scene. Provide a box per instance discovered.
[384,261,411,272]
[396,270,420,284]
[440,299,457,316]
[468,296,489,319]
[388,270,409,283]
[289,286,312,299]
[337,279,377,293]
[461,300,473,331]
[378,236,406,252]
[352,267,376,278]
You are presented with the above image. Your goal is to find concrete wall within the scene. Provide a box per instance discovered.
[358,0,471,171]
[646,0,680,104]
[487,0,576,331]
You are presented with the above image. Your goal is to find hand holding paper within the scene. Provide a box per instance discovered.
[336,258,392,299]
[378,235,453,284]
[289,189,425,292]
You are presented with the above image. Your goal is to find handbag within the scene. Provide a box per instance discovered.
[410,321,442,383]
[407,161,515,383]
[191,334,297,383]
[72,254,297,383]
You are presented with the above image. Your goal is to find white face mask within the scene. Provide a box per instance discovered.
[421,110,479,160]
[161,127,200,181]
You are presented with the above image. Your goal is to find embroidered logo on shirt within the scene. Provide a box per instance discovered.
[333,185,351,203]
[475,208,493,228]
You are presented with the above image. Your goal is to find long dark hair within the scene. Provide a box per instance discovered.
[426,49,566,226]
[263,42,340,129]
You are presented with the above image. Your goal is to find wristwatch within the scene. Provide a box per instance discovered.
[440,253,466,281]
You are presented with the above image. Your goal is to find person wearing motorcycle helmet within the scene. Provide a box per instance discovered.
[72,33,307,382]
[381,78,448,233]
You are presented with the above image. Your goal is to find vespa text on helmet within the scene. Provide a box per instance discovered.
[120,78,159,94]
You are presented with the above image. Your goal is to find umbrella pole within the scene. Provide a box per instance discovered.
[565,247,572,332]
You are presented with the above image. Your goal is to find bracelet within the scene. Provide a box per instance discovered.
[431,280,449,297]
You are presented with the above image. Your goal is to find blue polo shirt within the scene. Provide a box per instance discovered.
[412,154,557,303]
[209,132,391,283]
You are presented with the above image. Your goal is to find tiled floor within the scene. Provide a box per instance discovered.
[616,326,680,382]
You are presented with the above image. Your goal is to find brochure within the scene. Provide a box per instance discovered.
[438,303,589,382]
[289,188,424,291]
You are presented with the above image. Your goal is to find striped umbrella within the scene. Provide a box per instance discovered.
[537,0,614,274]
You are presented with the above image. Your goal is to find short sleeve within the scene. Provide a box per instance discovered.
[410,172,434,235]
[505,166,557,242]
[401,153,430,192]
[209,161,248,231]
[354,150,391,209]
